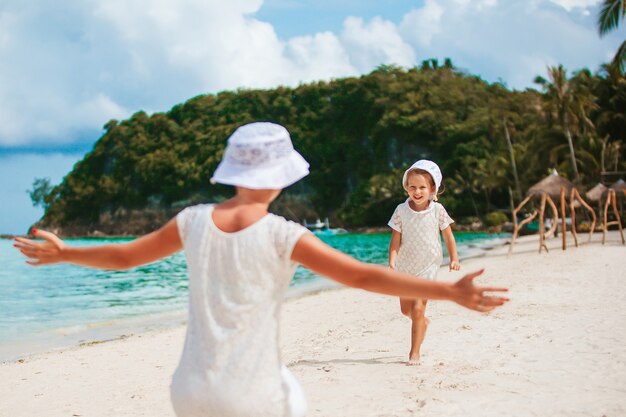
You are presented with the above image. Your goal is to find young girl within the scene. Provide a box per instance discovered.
[388,159,460,365]
[14,123,507,417]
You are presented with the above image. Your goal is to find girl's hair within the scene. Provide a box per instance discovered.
[403,168,435,189]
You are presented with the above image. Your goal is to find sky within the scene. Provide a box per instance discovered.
[0,0,624,234]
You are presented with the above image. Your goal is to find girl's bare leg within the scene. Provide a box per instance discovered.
[399,297,412,318]
[416,300,429,348]
[408,299,428,365]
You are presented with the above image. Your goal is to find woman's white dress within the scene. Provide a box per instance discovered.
[387,200,454,280]
[171,204,309,417]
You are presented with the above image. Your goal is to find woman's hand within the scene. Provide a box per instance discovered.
[14,219,182,270]
[13,229,66,266]
[452,269,508,312]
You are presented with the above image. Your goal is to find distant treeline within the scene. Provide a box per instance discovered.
[36,61,625,234]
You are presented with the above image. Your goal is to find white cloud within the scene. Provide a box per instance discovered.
[399,0,619,89]
[92,0,288,90]
[340,16,416,71]
[0,2,132,145]
[399,0,444,48]
[453,0,499,10]
[548,0,600,12]
[1,0,623,235]
[285,33,357,81]
[0,0,622,147]
[0,0,421,147]
[77,94,129,127]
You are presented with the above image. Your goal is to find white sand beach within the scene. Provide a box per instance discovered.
[1,232,625,417]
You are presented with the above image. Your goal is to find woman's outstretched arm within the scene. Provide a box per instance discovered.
[13,219,182,270]
[291,233,508,312]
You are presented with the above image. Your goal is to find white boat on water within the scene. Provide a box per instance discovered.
[302,218,348,236]
[303,218,329,230]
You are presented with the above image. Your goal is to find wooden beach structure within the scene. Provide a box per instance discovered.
[509,171,566,255]
[602,179,626,245]
[585,183,607,211]
[508,170,596,255]
[569,186,597,248]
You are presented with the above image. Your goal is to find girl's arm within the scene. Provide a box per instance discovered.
[388,229,401,269]
[13,219,183,270]
[442,226,460,271]
[291,233,507,312]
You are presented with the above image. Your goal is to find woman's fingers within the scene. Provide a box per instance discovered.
[462,268,485,281]
[14,240,46,254]
[15,242,41,255]
[34,229,61,245]
[453,268,509,312]
[480,296,508,306]
[18,249,36,258]
[14,237,38,247]
[15,230,62,248]
[14,235,61,265]
[478,286,509,294]
[13,243,32,252]
[476,304,497,312]
[19,249,44,262]
[471,296,508,312]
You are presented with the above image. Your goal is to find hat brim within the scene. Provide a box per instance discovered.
[211,150,310,189]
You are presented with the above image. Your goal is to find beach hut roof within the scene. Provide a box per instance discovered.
[527,170,577,199]
[586,183,607,202]
[609,179,626,191]
[603,179,626,199]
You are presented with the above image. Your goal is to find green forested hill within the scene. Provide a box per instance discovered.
[37,63,626,235]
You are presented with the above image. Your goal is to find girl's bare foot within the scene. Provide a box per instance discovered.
[407,317,430,366]
[407,356,421,366]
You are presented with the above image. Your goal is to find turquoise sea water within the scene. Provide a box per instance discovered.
[0,232,509,361]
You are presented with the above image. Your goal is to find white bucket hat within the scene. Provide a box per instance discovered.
[210,122,310,189]
[402,159,442,200]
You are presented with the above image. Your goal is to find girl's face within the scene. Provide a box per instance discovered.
[405,172,435,210]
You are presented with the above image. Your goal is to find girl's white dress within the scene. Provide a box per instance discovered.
[387,199,454,280]
[171,204,309,417]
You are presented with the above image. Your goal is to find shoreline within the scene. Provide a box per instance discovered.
[1,226,513,239]
[0,280,344,364]
[1,232,625,416]
[0,234,508,364]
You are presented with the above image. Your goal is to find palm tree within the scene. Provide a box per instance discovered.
[534,65,581,182]
[503,119,523,201]
[597,0,626,73]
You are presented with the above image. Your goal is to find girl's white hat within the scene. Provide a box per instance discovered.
[210,122,310,189]
[402,159,442,195]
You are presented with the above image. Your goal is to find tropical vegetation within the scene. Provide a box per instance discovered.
[597,0,626,73]
[31,60,625,235]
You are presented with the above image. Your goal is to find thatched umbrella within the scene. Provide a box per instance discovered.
[527,170,577,199]
[600,179,626,244]
[606,179,626,215]
[524,170,582,251]
[572,182,605,210]
[571,182,608,215]
[608,179,626,195]
[571,184,601,242]
[586,183,608,202]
